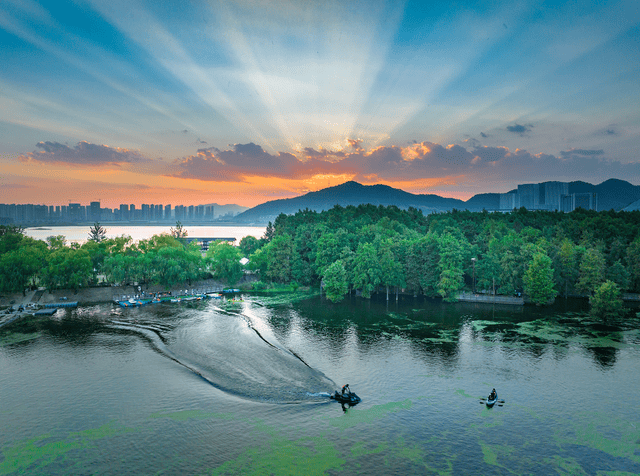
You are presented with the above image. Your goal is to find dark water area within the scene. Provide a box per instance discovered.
[1,294,639,475]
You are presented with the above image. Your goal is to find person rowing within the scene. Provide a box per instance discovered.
[489,388,497,401]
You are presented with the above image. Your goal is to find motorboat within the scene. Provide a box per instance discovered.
[330,390,361,405]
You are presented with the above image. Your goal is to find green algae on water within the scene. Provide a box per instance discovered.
[330,400,413,430]
[209,435,344,476]
[0,422,135,475]
[149,410,234,422]
[0,332,40,346]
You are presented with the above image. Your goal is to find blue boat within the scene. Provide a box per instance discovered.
[44,302,78,308]
[486,392,498,407]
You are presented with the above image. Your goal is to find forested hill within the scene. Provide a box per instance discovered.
[233,179,640,223]
[234,181,498,223]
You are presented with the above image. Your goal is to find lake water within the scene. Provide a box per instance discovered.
[1,294,639,475]
[23,225,266,244]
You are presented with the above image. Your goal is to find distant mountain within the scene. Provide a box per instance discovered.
[233,179,640,223]
[568,179,640,211]
[234,181,466,223]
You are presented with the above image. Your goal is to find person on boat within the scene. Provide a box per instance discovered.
[489,388,497,400]
[341,384,350,396]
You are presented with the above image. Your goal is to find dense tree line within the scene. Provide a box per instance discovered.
[233,206,640,314]
[2,205,639,317]
[0,225,209,293]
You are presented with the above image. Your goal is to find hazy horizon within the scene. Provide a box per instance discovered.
[1,0,638,207]
[0,177,634,209]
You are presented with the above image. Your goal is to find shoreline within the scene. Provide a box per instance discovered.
[0,278,234,308]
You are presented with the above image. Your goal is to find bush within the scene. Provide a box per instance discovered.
[590,280,625,319]
[251,281,267,290]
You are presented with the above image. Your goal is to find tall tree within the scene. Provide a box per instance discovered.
[239,235,260,256]
[207,242,243,284]
[323,260,348,302]
[577,248,606,295]
[626,237,640,292]
[352,242,382,298]
[590,280,624,320]
[266,234,293,283]
[523,252,556,305]
[606,260,630,292]
[88,222,106,243]
[170,221,188,239]
[437,232,464,301]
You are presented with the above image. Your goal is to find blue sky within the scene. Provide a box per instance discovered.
[1,0,638,206]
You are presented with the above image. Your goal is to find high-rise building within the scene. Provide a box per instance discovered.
[119,204,128,221]
[499,192,517,211]
[560,193,598,212]
[517,184,540,209]
[90,201,101,222]
[69,203,84,222]
[164,204,171,220]
[543,182,569,211]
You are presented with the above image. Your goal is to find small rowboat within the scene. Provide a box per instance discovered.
[486,392,498,407]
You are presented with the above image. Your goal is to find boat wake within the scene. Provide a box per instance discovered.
[108,304,335,403]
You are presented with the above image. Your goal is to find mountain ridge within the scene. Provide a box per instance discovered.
[233,179,640,223]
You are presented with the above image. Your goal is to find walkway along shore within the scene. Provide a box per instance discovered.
[0,278,231,309]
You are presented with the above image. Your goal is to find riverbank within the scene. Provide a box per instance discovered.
[0,278,242,309]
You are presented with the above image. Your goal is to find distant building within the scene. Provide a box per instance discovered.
[499,192,518,211]
[543,181,569,211]
[517,184,540,209]
[90,201,101,222]
[561,193,598,212]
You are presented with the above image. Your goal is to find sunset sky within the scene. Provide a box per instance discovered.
[1,0,639,208]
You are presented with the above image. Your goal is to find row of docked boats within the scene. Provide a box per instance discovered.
[115,290,240,308]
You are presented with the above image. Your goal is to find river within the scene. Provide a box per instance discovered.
[1,294,639,475]
[23,225,266,244]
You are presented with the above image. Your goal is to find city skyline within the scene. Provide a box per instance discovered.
[1,0,639,207]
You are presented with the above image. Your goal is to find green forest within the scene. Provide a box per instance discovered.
[2,205,640,317]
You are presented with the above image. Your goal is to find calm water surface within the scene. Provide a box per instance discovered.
[24,225,266,244]
[1,295,639,475]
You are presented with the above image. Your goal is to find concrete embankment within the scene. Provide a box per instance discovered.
[457,292,525,305]
[0,278,235,309]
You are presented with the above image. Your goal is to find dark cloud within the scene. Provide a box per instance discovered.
[18,141,145,165]
[480,132,488,138]
[171,142,340,181]
[301,147,345,160]
[506,124,532,134]
[182,129,189,134]
[197,138,207,144]
[560,148,604,158]
[606,129,617,135]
